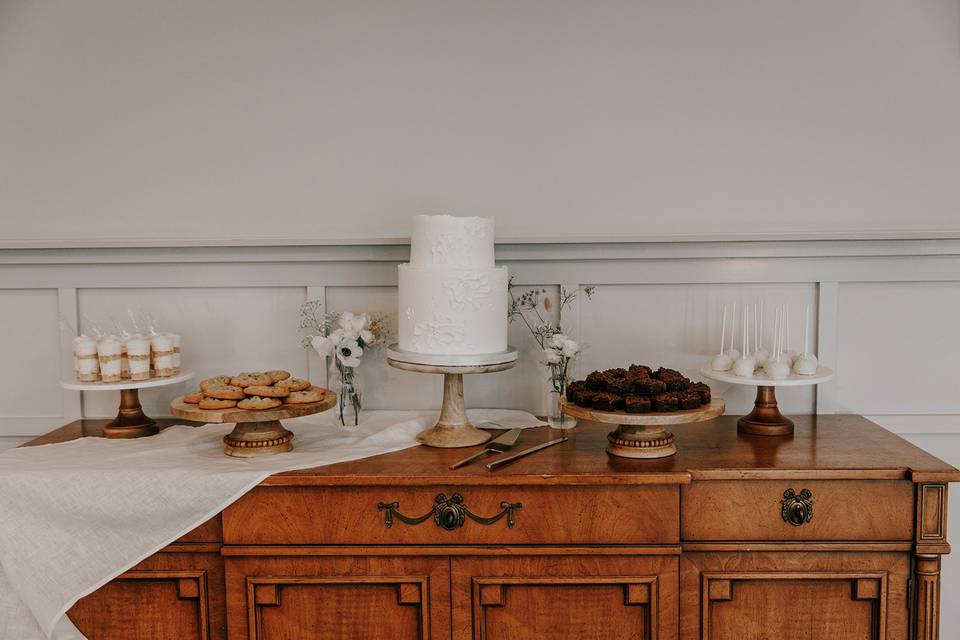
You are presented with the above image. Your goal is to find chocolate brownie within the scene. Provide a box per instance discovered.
[691,382,711,404]
[603,368,629,379]
[651,392,679,412]
[566,382,593,407]
[606,376,633,396]
[654,367,683,380]
[585,371,607,391]
[679,391,702,409]
[624,394,651,413]
[592,391,624,411]
[665,377,691,392]
[628,364,652,377]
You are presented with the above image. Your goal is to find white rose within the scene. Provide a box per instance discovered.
[338,311,368,334]
[548,333,567,350]
[543,347,562,364]
[561,339,580,357]
[359,329,375,346]
[336,340,364,368]
[311,335,336,357]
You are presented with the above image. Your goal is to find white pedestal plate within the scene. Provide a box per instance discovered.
[699,366,834,436]
[61,371,195,438]
[386,345,518,448]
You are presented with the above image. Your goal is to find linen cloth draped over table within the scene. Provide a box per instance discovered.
[0,409,542,640]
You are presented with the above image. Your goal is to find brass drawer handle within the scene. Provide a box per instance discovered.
[377,493,522,531]
[780,488,814,526]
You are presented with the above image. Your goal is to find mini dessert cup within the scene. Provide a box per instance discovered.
[97,335,123,383]
[126,334,152,381]
[169,333,182,373]
[74,335,100,382]
[151,333,176,377]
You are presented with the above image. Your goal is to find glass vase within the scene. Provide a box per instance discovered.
[335,364,362,428]
[545,365,576,430]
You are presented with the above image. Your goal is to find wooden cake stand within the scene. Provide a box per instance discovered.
[171,391,336,457]
[699,366,834,436]
[61,371,195,439]
[561,397,726,459]
[386,345,518,449]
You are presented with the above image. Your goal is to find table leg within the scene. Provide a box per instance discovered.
[417,373,493,448]
[737,385,794,436]
[103,388,160,438]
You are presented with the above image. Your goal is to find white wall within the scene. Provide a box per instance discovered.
[2,0,960,245]
[1,239,959,632]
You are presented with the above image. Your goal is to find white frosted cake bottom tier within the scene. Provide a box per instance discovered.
[398,264,508,355]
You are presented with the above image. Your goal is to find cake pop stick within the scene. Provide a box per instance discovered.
[725,302,741,360]
[794,303,819,375]
[753,302,769,366]
[767,305,791,379]
[711,305,734,371]
[733,307,755,376]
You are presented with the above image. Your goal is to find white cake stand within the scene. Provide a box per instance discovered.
[61,371,195,438]
[699,366,833,436]
[386,345,518,448]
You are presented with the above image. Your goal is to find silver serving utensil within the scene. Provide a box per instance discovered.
[486,436,568,470]
[449,428,523,469]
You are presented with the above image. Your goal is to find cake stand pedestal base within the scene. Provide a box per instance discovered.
[386,346,518,449]
[606,425,677,459]
[103,388,159,439]
[737,386,794,436]
[223,420,294,458]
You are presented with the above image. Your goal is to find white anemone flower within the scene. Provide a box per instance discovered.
[336,340,363,367]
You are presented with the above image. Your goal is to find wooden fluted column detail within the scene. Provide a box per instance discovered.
[914,554,942,640]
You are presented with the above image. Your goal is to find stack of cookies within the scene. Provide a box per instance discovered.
[566,364,712,414]
[184,370,328,411]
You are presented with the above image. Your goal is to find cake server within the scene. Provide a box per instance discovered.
[486,436,568,470]
[449,428,523,469]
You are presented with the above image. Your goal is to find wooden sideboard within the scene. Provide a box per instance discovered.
[26,415,960,640]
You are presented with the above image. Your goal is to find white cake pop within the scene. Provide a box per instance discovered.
[793,303,819,375]
[765,307,791,379]
[724,302,741,361]
[752,302,769,367]
[733,308,756,377]
[710,304,734,371]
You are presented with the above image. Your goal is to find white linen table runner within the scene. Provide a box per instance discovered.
[0,409,542,640]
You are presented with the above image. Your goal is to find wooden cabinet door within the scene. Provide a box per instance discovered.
[451,554,678,640]
[680,551,910,640]
[225,555,450,640]
[68,549,226,640]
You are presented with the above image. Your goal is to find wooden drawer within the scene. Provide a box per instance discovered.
[223,484,679,545]
[681,480,914,541]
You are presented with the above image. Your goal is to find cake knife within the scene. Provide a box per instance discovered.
[486,436,568,470]
[449,428,523,469]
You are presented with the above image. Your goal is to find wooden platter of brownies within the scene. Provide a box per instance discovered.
[560,364,724,459]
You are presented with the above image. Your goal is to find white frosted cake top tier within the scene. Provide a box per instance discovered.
[409,214,495,268]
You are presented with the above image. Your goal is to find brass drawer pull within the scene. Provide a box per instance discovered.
[378,493,522,531]
[780,488,814,526]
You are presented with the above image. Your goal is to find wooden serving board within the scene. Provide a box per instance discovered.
[561,397,725,426]
[171,392,336,424]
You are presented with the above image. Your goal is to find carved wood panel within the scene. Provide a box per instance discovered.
[68,569,210,640]
[451,555,678,640]
[680,552,910,640]
[225,555,450,640]
[247,576,428,640]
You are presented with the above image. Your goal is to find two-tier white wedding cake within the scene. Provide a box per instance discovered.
[398,215,508,355]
